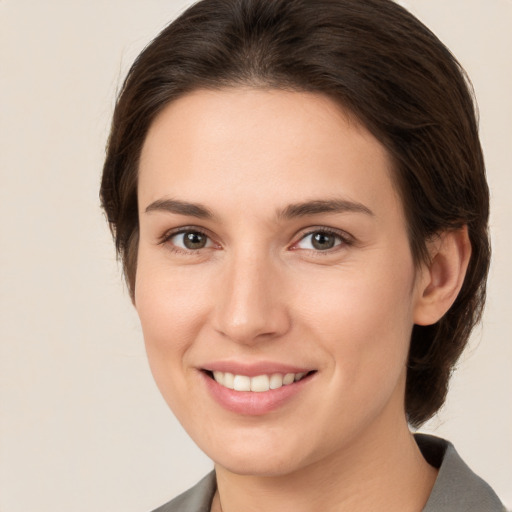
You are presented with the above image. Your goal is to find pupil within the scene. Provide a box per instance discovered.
[184,232,206,249]
[312,232,335,250]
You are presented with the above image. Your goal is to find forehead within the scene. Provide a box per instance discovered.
[138,87,402,222]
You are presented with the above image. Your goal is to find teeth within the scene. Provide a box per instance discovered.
[233,375,251,391]
[211,371,309,392]
[223,372,234,389]
[283,373,295,385]
[213,371,224,386]
[269,373,283,389]
[250,375,270,392]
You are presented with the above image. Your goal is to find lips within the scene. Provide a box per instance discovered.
[200,362,316,415]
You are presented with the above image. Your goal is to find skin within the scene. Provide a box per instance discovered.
[135,88,469,511]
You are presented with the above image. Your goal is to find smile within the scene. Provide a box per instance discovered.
[211,371,309,392]
[201,364,317,414]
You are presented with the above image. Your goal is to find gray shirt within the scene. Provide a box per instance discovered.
[152,434,506,511]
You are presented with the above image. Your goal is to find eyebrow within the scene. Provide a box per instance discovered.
[144,197,374,220]
[277,199,374,219]
[145,198,214,219]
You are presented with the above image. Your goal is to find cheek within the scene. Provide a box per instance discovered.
[134,256,212,388]
[294,256,416,380]
[296,269,415,441]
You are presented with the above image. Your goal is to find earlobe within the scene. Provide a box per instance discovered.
[413,226,472,326]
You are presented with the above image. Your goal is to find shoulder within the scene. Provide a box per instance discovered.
[150,471,216,512]
[416,434,506,512]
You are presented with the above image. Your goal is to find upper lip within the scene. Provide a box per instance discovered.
[201,360,314,377]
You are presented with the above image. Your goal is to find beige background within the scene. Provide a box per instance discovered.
[1,1,510,510]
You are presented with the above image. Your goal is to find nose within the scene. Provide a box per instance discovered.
[212,251,291,345]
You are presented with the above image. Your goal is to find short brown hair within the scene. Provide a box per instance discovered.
[100,0,490,426]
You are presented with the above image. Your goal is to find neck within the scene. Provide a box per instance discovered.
[212,417,437,512]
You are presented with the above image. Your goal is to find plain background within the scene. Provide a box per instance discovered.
[1,1,510,510]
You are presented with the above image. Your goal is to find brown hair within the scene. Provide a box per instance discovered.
[100,0,490,426]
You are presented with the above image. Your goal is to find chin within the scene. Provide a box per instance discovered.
[206,432,327,478]
[214,452,304,477]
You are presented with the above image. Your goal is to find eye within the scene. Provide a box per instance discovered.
[167,230,213,251]
[295,230,345,251]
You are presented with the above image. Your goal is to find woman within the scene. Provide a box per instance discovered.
[100,0,506,510]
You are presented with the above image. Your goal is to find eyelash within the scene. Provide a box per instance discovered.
[291,228,352,253]
[158,226,352,255]
[158,227,216,255]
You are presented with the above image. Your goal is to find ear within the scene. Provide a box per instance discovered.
[413,226,472,326]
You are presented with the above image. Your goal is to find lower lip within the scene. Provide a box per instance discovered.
[201,372,314,416]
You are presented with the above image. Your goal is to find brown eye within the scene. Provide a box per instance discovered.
[183,231,207,249]
[311,232,336,250]
[169,230,212,250]
[296,230,343,251]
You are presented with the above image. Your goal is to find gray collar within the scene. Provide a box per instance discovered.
[417,434,505,511]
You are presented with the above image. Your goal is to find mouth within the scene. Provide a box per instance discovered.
[203,369,316,392]
[199,362,317,415]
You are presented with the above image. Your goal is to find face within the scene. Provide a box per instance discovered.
[136,88,426,476]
